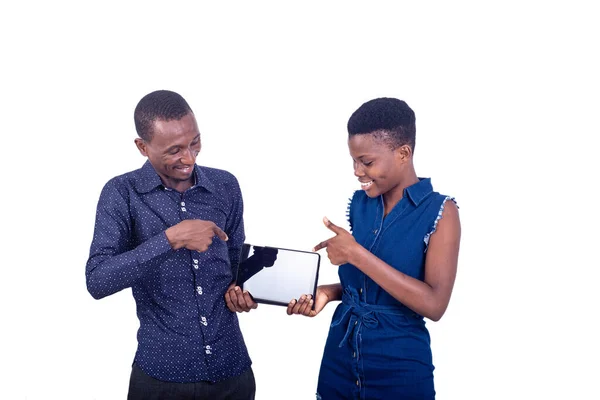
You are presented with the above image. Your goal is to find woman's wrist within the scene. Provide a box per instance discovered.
[347,243,367,268]
[320,283,342,302]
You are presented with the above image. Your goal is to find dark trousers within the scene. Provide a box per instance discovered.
[127,363,256,400]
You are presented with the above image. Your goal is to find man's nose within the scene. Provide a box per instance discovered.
[181,148,195,164]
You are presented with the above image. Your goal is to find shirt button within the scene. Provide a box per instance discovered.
[373,229,378,234]
[196,286,203,295]
[353,352,356,358]
[201,316,208,326]
[356,380,360,386]
[180,202,186,206]
[205,345,212,354]
[193,259,199,269]
[354,321,358,326]
[359,288,363,294]
[181,207,187,212]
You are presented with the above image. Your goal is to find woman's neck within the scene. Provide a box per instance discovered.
[383,170,419,216]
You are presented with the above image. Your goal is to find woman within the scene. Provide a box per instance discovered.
[287,97,461,399]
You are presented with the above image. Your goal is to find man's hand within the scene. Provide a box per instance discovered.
[313,217,359,266]
[225,283,258,313]
[165,219,228,252]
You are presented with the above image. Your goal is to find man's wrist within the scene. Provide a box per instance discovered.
[165,226,183,250]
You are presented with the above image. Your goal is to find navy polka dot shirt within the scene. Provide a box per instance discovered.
[86,161,251,383]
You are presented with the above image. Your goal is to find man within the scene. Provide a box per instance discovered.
[86,90,257,400]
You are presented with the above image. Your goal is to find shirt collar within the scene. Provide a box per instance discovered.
[404,177,433,206]
[134,160,215,193]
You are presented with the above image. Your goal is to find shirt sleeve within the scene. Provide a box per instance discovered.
[224,175,245,281]
[85,180,173,299]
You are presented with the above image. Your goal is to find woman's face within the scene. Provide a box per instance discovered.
[348,132,410,198]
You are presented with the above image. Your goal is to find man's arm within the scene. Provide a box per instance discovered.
[85,181,172,300]
[225,176,245,281]
[223,175,257,312]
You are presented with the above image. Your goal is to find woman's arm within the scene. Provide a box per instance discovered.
[318,201,461,321]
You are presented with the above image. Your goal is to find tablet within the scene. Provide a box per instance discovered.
[236,244,321,308]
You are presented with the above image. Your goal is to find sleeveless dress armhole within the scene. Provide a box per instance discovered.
[423,196,458,251]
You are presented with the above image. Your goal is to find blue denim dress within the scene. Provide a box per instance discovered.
[316,178,454,400]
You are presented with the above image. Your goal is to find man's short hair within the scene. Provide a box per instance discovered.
[347,97,416,152]
[134,90,193,141]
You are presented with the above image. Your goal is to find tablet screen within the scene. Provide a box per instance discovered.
[236,244,320,307]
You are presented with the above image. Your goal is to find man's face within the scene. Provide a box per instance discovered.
[135,113,201,192]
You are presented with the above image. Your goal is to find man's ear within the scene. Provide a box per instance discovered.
[135,138,148,157]
[394,144,413,164]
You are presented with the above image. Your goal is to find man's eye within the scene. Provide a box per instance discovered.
[363,161,373,166]
[168,148,180,155]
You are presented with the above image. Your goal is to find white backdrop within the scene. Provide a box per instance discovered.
[1,1,598,399]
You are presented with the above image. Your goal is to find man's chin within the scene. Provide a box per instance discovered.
[175,174,194,182]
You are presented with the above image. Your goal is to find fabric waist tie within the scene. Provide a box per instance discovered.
[331,286,420,348]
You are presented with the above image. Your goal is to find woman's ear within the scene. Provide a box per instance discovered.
[135,138,148,157]
[394,144,413,163]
